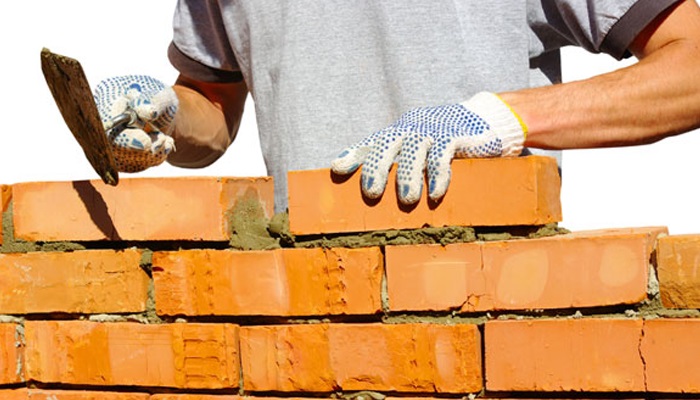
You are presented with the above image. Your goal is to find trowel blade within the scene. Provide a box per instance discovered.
[40,48,119,186]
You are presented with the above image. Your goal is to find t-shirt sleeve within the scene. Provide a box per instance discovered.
[169,0,243,83]
[534,0,682,60]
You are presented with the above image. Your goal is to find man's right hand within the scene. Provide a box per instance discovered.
[93,75,178,172]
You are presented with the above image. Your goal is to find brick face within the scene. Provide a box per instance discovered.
[0,323,21,385]
[287,156,561,235]
[240,323,482,393]
[0,389,27,400]
[153,247,383,317]
[387,228,658,312]
[656,234,700,308]
[0,184,10,245]
[642,318,700,393]
[12,177,273,242]
[0,249,147,314]
[485,318,645,392]
[27,390,149,399]
[24,321,239,389]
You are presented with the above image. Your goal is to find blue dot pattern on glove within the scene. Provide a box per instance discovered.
[93,75,177,132]
[93,75,178,173]
[337,104,502,203]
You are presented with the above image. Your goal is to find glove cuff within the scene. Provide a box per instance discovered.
[461,92,527,157]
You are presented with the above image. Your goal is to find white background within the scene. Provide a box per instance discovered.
[2,2,698,234]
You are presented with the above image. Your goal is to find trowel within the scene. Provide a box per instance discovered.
[40,48,119,186]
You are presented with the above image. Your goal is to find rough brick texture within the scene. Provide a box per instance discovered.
[642,318,700,393]
[387,227,662,312]
[4,160,698,398]
[12,177,273,241]
[485,318,646,392]
[240,323,482,393]
[0,389,27,400]
[24,321,239,389]
[150,396,238,400]
[26,390,149,399]
[153,247,383,316]
[656,234,700,308]
[0,184,10,245]
[0,323,22,384]
[0,249,147,314]
[287,156,561,235]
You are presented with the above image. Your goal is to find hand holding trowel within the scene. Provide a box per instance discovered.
[40,48,178,186]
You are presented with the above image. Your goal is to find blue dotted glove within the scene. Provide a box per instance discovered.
[331,92,527,204]
[93,75,178,172]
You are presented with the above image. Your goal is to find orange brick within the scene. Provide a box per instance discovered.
[12,177,273,242]
[642,318,700,392]
[0,388,27,400]
[387,228,657,312]
[0,249,147,314]
[151,396,240,400]
[0,184,11,245]
[24,321,239,389]
[656,235,700,308]
[240,323,482,393]
[485,318,645,392]
[154,247,383,317]
[0,323,21,385]
[27,390,149,399]
[288,156,561,235]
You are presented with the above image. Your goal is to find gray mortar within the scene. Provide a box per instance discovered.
[14,323,24,379]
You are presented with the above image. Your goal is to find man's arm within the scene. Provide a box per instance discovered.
[500,0,700,149]
[167,75,248,168]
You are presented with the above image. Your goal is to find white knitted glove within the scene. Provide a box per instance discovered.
[93,75,178,172]
[331,92,527,204]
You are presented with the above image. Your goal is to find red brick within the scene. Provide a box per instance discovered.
[485,318,645,391]
[0,389,27,400]
[27,390,149,399]
[288,156,561,235]
[151,396,240,400]
[656,234,700,308]
[0,323,21,385]
[24,321,239,389]
[12,177,273,242]
[0,249,147,314]
[153,247,383,317]
[387,228,658,312]
[240,323,481,393]
[642,318,700,392]
[0,184,10,245]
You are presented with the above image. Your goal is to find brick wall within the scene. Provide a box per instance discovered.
[1,156,699,399]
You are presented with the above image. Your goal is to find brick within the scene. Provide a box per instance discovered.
[0,323,22,385]
[0,389,27,400]
[0,184,10,245]
[27,390,149,399]
[154,247,383,317]
[12,177,273,242]
[387,228,658,312]
[656,234,700,308]
[485,318,645,392]
[151,396,240,400]
[24,321,239,389]
[642,318,700,392]
[240,323,481,393]
[0,249,147,314]
[288,156,561,235]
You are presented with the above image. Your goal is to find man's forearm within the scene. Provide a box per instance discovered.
[167,77,247,168]
[500,0,700,150]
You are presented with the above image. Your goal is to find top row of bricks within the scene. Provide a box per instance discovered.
[2,156,561,243]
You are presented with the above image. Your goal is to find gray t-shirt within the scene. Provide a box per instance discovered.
[169,0,679,212]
